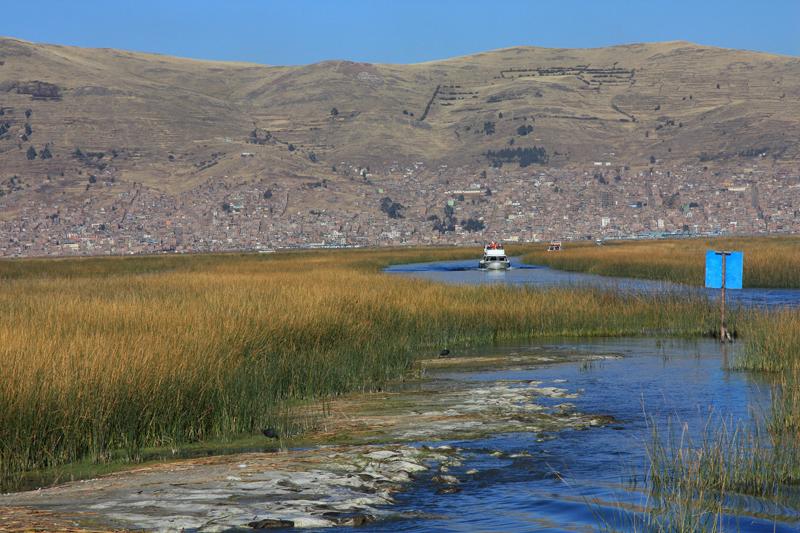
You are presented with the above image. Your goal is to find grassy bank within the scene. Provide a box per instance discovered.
[0,247,727,491]
[522,236,800,288]
[735,308,800,475]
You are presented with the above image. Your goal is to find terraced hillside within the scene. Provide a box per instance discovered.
[0,37,798,198]
[0,38,800,243]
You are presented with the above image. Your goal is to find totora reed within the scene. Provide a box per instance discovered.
[0,247,729,490]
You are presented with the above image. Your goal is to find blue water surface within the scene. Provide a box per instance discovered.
[345,259,800,531]
[357,339,796,532]
[385,258,800,309]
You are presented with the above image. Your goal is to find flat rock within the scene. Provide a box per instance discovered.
[249,518,295,529]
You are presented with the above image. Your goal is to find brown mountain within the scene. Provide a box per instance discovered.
[1,37,798,198]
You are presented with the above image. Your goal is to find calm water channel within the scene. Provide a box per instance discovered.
[351,260,800,532]
[386,258,800,309]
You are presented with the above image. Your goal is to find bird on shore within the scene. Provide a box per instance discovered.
[439,349,450,357]
[261,427,280,439]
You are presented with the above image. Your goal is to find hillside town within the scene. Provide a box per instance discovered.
[1,159,799,257]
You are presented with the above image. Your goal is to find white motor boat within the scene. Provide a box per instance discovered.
[479,242,510,270]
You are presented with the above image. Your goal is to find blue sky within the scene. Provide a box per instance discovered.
[2,1,798,64]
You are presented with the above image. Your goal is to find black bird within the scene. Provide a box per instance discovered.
[439,349,450,357]
[261,427,280,439]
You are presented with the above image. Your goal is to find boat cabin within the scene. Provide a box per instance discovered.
[480,241,510,269]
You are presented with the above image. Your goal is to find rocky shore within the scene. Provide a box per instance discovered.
[0,349,619,531]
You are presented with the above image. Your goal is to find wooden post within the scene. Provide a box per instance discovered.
[709,249,740,344]
[720,252,727,342]
[718,251,732,343]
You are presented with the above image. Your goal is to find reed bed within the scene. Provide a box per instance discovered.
[736,308,800,461]
[0,248,724,490]
[737,309,800,373]
[635,307,800,529]
[522,236,800,288]
[649,418,789,503]
[611,419,767,532]
[519,236,800,526]
[636,413,800,531]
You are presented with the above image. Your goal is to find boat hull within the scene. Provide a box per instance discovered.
[480,260,510,270]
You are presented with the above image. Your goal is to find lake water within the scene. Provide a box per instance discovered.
[365,260,800,531]
[361,338,796,532]
[385,258,800,309]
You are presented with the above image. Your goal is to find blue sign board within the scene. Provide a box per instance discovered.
[705,250,743,289]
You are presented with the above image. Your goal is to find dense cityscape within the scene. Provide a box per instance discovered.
[1,158,797,257]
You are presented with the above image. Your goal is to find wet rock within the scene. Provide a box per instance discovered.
[364,450,398,461]
[382,459,427,474]
[322,511,376,526]
[289,517,335,528]
[382,469,411,483]
[589,414,617,426]
[249,518,295,529]
[0,355,614,532]
[554,403,576,414]
[531,386,578,399]
[509,451,531,458]
[431,474,459,485]
[443,459,462,467]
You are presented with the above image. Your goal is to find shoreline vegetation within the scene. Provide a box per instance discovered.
[0,246,727,491]
[0,241,798,531]
[519,237,800,530]
[521,236,800,289]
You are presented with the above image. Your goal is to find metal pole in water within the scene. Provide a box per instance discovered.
[706,249,741,345]
[720,251,729,343]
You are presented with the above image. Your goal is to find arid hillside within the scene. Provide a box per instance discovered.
[1,38,799,257]
[1,37,798,193]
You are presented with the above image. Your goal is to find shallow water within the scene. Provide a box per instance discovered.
[374,259,800,531]
[385,258,800,308]
[4,338,795,531]
[5,261,797,531]
[358,338,797,532]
